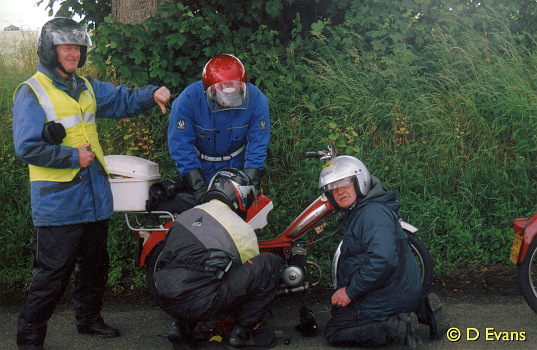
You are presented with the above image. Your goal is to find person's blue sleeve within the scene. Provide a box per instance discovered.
[168,89,201,176]
[12,84,77,169]
[88,77,158,118]
[244,85,270,170]
[345,207,399,300]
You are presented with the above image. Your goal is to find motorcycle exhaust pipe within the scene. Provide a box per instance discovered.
[276,281,311,296]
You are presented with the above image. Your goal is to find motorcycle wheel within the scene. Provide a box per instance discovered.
[517,237,537,313]
[406,232,434,293]
[145,241,164,303]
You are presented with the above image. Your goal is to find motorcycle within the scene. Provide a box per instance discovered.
[510,213,537,313]
[122,145,434,302]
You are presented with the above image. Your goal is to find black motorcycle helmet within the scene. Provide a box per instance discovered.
[204,169,258,220]
[37,17,92,71]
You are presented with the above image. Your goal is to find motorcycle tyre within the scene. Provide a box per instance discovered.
[517,237,537,314]
[145,241,164,303]
[406,232,434,294]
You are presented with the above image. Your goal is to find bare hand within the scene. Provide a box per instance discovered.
[331,287,352,307]
[78,142,95,167]
[153,86,171,114]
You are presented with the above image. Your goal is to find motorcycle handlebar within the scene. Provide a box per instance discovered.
[304,151,326,159]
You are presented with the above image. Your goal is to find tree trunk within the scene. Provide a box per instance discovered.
[112,0,167,25]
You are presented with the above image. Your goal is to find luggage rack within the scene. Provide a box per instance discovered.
[122,211,175,232]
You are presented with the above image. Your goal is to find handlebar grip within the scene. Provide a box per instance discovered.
[304,151,323,159]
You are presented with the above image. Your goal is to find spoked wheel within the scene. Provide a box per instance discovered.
[406,231,434,293]
[517,237,537,313]
[145,241,164,302]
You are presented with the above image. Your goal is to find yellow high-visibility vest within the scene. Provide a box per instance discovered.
[16,72,107,182]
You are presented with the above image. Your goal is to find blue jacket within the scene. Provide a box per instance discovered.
[336,177,422,321]
[168,81,270,182]
[13,62,159,226]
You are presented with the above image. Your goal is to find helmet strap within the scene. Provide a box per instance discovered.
[325,191,341,211]
[56,62,70,76]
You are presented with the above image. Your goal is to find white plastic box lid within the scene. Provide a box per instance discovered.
[104,155,161,180]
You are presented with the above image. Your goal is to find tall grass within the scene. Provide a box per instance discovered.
[0,31,39,286]
[287,13,537,273]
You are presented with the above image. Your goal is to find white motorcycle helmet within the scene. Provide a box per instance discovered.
[318,156,372,208]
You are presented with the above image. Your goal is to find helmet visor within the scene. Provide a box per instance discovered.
[321,176,354,192]
[206,81,248,112]
[49,28,92,48]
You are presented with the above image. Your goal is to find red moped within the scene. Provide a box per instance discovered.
[122,146,434,304]
[511,214,537,312]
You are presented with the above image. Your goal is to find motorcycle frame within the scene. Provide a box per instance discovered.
[513,213,537,264]
[258,194,335,258]
[131,194,336,268]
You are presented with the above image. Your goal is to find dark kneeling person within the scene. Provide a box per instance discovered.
[320,156,448,349]
[153,169,283,349]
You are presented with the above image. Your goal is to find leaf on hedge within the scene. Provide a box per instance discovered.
[311,20,325,35]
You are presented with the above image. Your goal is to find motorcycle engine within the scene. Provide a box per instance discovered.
[282,246,308,287]
[282,265,305,286]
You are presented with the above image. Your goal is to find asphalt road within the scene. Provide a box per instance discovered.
[1,286,536,350]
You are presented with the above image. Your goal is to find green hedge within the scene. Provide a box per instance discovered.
[2,4,537,291]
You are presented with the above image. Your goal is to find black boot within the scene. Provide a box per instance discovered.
[399,313,421,349]
[383,312,421,349]
[424,292,450,340]
[228,325,276,349]
[167,321,182,344]
[167,318,198,347]
[294,306,318,337]
[16,322,46,350]
[77,317,120,338]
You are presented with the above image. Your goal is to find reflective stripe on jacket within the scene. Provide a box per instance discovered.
[12,62,159,226]
[20,72,106,182]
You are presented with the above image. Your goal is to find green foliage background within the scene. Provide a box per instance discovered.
[2,0,537,292]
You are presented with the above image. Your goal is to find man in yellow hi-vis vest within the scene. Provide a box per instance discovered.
[12,18,170,350]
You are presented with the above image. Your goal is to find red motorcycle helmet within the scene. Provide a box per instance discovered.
[202,54,249,112]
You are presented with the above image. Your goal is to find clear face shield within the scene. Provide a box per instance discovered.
[320,176,355,193]
[51,28,92,47]
[205,81,249,112]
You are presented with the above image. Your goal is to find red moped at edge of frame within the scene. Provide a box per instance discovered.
[510,213,537,313]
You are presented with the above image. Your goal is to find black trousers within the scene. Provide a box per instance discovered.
[324,303,410,347]
[17,220,110,348]
[160,253,284,330]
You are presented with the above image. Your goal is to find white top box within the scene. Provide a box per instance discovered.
[104,155,160,180]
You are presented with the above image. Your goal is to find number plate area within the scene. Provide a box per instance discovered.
[510,234,523,264]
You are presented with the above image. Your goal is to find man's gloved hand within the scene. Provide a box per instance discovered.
[42,121,66,145]
[243,168,263,193]
[183,169,208,204]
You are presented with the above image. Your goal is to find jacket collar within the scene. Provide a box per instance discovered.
[37,61,86,96]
